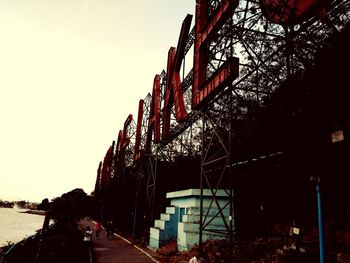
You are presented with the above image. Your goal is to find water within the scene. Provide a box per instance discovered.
[0,207,44,247]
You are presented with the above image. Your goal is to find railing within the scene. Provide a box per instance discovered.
[1,231,41,263]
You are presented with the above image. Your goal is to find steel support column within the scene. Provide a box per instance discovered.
[199,93,235,252]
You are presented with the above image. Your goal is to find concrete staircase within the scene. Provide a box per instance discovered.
[149,206,179,250]
[177,206,230,251]
[149,189,233,252]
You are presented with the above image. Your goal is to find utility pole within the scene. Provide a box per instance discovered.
[311,175,325,263]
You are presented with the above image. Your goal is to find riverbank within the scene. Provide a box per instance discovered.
[19,210,46,216]
[1,220,89,263]
[0,207,44,249]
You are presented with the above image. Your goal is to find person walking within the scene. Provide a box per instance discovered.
[109,221,115,240]
[83,226,93,262]
[106,220,115,240]
[106,221,111,240]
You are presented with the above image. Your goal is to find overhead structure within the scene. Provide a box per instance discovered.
[94,0,350,246]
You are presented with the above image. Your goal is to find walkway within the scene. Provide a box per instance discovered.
[79,218,159,263]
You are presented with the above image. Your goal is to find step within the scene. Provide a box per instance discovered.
[154,219,165,230]
[149,237,160,250]
[182,214,231,226]
[160,213,171,221]
[150,226,160,239]
[171,196,231,209]
[185,206,230,216]
[149,227,167,250]
[166,206,176,214]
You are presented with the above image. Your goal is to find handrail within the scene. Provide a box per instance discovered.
[3,242,19,256]
[3,231,39,257]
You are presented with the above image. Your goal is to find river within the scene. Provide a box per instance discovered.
[0,207,44,247]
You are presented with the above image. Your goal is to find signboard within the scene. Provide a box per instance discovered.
[102,1,241,175]
[260,0,324,25]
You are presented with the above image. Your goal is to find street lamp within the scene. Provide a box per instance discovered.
[310,175,325,263]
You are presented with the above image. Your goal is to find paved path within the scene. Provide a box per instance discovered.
[79,218,159,263]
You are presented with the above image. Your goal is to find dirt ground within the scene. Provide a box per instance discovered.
[151,226,350,263]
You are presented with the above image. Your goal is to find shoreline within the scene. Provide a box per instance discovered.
[19,210,46,216]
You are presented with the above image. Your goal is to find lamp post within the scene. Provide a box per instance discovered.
[311,175,325,263]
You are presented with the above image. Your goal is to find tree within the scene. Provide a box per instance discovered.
[37,198,50,211]
[49,188,93,223]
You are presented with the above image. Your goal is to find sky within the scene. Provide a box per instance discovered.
[0,0,195,203]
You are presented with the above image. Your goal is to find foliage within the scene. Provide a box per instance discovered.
[36,221,87,263]
[16,200,29,208]
[49,188,94,223]
[0,201,14,208]
[37,198,50,211]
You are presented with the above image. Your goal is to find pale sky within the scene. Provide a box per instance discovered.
[0,0,195,203]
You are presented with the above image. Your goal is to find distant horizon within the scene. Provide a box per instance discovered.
[0,186,94,203]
